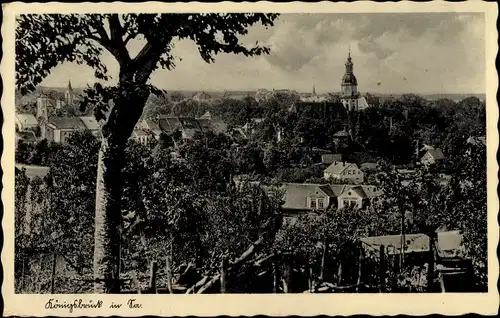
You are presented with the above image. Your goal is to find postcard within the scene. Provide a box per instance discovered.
[2,1,499,316]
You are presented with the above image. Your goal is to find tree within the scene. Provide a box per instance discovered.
[17,13,279,293]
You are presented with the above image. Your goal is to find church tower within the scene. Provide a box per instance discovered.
[65,79,74,105]
[340,49,360,111]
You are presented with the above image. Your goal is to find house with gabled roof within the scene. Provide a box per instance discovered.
[79,116,102,139]
[15,113,38,131]
[280,182,382,215]
[421,148,445,166]
[140,118,162,140]
[324,161,364,184]
[46,117,88,143]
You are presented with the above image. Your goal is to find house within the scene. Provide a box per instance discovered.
[324,161,364,184]
[321,154,343,165]
[360,162,379,172]
[280,183,382,215]
[280,183,335,214]
[466,136,486,146]
[360,230,465,258]
[192,91,212,102]
[421,148,445,166]
[16,131,37,148]
[288,101,347,119]
[79,116,102,139]
[157,116,228,141]
[15,164,50,180]
[45,117,88,143]
[332,130,350,148]
[241,118,264,136]
[420,144,435,152]
[140,118,163,140]
[198,111,212,120]
[337,186,370,209]
[15,113,38,131]
[131,129,151,145]
[197,118,227,135]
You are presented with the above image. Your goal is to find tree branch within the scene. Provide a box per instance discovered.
[107,14,125,43]
[90,17,131,68]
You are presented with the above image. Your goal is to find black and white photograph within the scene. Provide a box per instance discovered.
[2,1,498,316]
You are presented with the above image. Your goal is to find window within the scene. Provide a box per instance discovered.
[310,199,317,209]
[318,199,324,209]
[343,199,349,207]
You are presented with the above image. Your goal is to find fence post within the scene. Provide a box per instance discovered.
[379,245,386,293]
[308,265,313,292]
[50,253,57,294]
[220,257,228,294]
[166,255,173,294]
[149,260,158,294]
[20,257,26,292]
[282,253,292,293]
[272,250,280,293]
[337,258,343,285]
[356,243,363,292]
[319,239,327,281]
[427,233,435,292]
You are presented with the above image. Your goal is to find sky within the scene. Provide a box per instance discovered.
[40,13,485,95]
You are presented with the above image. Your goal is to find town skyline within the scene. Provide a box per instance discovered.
[38,12,485,95]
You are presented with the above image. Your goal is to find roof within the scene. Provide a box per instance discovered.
[289,102,347,118]
[360,231,464,257]
[206,119,227,133]
[333,130,350,138]
[159,117,183,134]
[199,111,212,119]
[133,129,150,137]
[324,161,358,174]
[360,162,378,170]
[321,154,343,164]
[16,114,38,127]
[425,148,445,160]
[16,131,37,143]
[48,117,87,130]
[420,144,435,152]
[342,73,358,86]
[280,183,382,211]
[79,116,100,131]
[192,92,212,100]
[467,136,486,146]
[358,96,370,110]
[158,116,227,136]
[338,186,367,199]
[15,164,50,179]
[281,183,331,210]
[143,119,161,132]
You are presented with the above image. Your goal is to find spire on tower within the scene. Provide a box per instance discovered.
[68,79,73,91]
[313,85,316,95]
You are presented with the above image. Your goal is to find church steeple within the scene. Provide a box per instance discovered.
[65,78,74,105]
[312,85,316,95]
[341,48,360,112]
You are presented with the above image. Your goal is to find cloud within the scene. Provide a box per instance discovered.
[39,12,485,94]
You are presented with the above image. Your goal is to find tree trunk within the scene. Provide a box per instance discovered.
[93,84,149,293]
